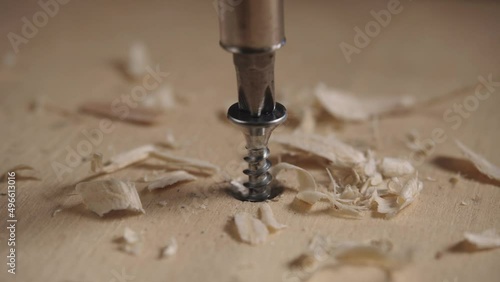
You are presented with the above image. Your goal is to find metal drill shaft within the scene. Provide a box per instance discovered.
[218,0,287,201]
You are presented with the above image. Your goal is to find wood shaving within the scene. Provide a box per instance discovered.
[296,191,328,205]
[292,235,408,276]
[259,203,286,232]
[102,145,154,173]
[455,140,500,181]
[157,130,180,149]
[1,164,39,181]
[100,145,219,175]
[373,175,423,217]
[463,229,500,250]
[90,153,103,173]
[314,83,415,121]
[51,208,62,217]
[146,170,197,191]
[234,212,269,245]
[79,102,163,125]
[272,133,366,168]
[379,157,415,178]
[459,201,468,206]
[141,85,176,110]
[127,42,151,80]
[230,179,249,197]
[75,179,144,217]
[295,107,315,134]
[151,150,219,175]
[157,200,168,207]
[270,162,317,191]
[120,227,143,255]
[161,237,178,259]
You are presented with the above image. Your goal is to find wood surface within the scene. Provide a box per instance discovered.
[1,1,499,281]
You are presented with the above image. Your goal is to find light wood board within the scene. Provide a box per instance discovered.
[1,1,499,281]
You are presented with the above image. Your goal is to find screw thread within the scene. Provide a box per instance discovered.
[243,147,272,196]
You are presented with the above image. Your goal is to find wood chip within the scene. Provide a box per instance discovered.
[161,237,178,259]
[315,83,416,121]
[75,179,144,217]
[455,140,500,181]
[379,157,415,178]
[259,203,286,232]
[272,133,366,168]
[79,102,163,125]
[120,227,142,255]
[141,85,176,110]
[234,212,269,245]
[270,162,317,191]
[90,153,103,173]
[146,170,197,191]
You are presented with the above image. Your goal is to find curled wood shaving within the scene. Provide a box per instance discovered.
[272,133,366,168]
[75,179,144,217]
[146,170,197,191]
[373,175,423,218]
[161,237,178,259]
[79,102,163,125]
[379,157,415,178]
[230,179,249,197]
[270,162,317,191]
[455,140,500,181]
[259,203,287,232]
[234,212,269,245]
[315,83,416,121]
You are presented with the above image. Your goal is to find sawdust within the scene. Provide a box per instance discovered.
[455,140,500,181]
[146,170,197,191]
[75,179,144,217]
[120,227,143,255]
[160,237,178,259]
